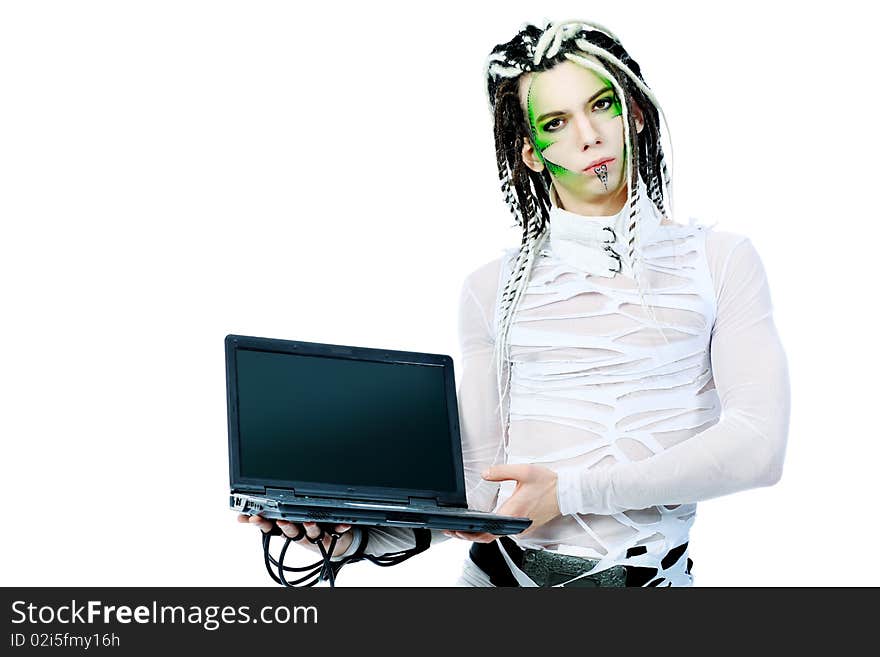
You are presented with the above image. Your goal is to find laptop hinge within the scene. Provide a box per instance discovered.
[234,485,266,494]
[265,487,298,501]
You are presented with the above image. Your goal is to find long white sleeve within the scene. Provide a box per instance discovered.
[342,261,506,558]
[455,260,507,514]
[555,235,791,515]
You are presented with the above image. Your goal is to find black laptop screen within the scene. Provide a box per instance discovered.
[235,348,458,493]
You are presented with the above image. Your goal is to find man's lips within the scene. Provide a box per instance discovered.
[584,158,614,171]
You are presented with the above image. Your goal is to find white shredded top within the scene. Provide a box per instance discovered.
[342,181,791,587]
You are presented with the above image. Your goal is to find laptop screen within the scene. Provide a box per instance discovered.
[233,347,459,494]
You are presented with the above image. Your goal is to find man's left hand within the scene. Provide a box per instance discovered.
[443,464,561,544]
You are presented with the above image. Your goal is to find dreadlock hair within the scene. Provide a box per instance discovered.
[484,20,676,458]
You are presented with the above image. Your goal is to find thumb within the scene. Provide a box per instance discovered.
[482,464,531,482]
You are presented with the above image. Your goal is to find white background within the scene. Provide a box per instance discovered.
[2,1,877,586]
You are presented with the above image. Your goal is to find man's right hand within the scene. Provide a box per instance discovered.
[237,514,355,558]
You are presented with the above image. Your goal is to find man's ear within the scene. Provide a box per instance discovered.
[633,101,645,134]
[521,139,545,173]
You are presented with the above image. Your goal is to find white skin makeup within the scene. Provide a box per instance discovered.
[517,58,646,217]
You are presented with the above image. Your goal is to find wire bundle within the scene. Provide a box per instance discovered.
[260,525,432,587]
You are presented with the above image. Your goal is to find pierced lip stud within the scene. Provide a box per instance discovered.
[593,162,609,190]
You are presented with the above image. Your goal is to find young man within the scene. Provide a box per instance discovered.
[240,20,790,587]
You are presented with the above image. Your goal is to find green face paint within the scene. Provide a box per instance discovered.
[527,78,574,179]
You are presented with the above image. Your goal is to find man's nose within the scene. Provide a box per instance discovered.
[572,111,600,147]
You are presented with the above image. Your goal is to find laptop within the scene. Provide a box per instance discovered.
[225,334,531,535]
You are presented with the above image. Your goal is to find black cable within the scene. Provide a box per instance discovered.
[261,529,326,587]
[259,525,433,587]
[261,524,343,587]
[314,533,340,587]
[278,536,322,587]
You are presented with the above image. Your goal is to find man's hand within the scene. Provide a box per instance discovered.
[442,464,561,543]
[237,514,355,557]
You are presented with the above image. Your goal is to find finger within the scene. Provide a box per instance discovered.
[482,464,531,482]
[443,531,468,539]
[472,533,501,543]
[248,515,274,533]
[334,524,351,533]
[303,522,323,541]
[276,520,306,540]
[453,531,497,543]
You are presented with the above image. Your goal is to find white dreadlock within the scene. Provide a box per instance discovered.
[484,20,677,465]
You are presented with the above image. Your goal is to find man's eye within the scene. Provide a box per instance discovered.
[594,97,614,111]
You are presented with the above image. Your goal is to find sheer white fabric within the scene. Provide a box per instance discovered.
[346,189,790,587]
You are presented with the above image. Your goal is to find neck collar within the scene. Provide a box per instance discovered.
[545,180,662,278]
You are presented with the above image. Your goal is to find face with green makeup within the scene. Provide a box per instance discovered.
[518,58,645,216]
